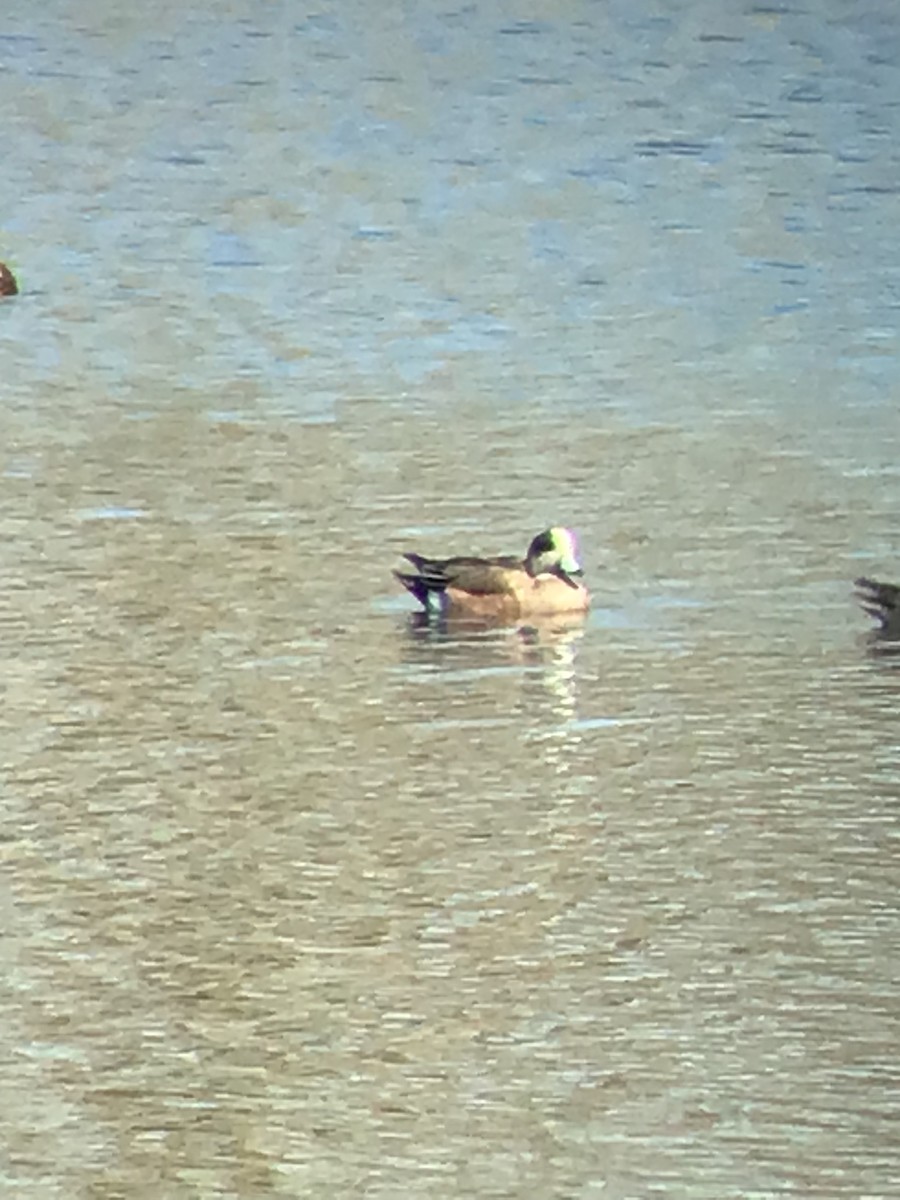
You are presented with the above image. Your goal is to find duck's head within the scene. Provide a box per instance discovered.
[525,527,583,588]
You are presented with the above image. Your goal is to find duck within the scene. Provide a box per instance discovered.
[855,576,900,640]
[394,526,590,620]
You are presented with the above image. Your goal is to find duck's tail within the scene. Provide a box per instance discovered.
[393,568,431,609]
[855,577,900,634]
[394,557,447,614]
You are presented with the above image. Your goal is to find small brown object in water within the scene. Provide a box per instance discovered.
[0,263,18,296]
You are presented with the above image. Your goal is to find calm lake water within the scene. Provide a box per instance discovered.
[1,2,899,1197]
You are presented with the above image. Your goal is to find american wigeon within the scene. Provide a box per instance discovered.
[0,263,17,297]
[394,526,590,620]
[855,577,900,640]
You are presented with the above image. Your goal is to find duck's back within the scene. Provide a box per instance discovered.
[398,553,523,597]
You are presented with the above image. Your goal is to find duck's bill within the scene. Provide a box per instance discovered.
[554,565,583,588]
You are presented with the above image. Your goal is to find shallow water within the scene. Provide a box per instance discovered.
[1,2,899,1197]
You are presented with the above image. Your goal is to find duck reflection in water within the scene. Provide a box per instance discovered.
[402,609,587,727]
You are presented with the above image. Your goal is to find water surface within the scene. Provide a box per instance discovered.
[1,2,899,1196]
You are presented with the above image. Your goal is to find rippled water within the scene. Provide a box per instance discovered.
[2,2,899,1197]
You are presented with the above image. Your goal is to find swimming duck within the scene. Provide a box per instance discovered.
[394,526,590,620]
[855,577,900,639]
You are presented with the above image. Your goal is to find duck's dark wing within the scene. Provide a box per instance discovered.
[855,577,900,636]
[396,553,522,600]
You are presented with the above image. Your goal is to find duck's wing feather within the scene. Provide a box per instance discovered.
[401,553,523,595]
